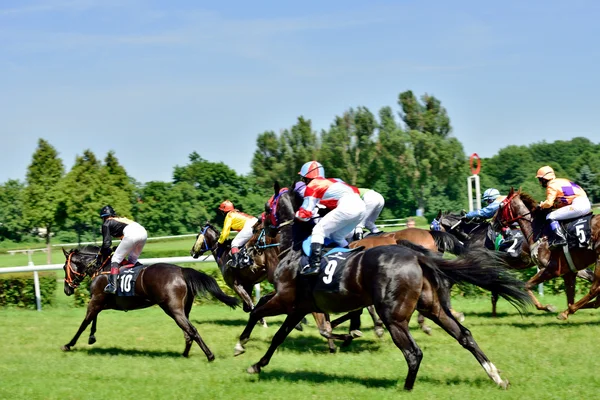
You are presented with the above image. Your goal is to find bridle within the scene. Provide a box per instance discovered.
[64,251,109,289]
[498,193,533,227]
[195,225,219,256]
[253,228,280,251]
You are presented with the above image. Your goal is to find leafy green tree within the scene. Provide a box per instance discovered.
[59,150,104,244]
[100,151,135,218]
[23,139,65,262]
[577,165,599,203]
[0,180,26,242]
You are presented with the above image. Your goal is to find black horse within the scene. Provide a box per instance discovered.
[61,246,239,360]
[234,185,532,390]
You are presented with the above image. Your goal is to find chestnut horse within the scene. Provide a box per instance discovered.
[495,188,600,320]
[61,246,239,360]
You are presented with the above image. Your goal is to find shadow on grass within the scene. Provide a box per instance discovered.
[82,347,182,358]
[276,335,382,354]
[194,318,253,327]
[257,369,491,389]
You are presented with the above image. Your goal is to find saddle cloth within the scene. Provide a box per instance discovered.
[562,213,593,249]
[116,263,145,296]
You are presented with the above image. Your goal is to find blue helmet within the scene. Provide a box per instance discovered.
[298,161,325,179]
[100,205,116,218]
[482,188,500,203]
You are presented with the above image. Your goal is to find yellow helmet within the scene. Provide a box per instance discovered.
[536,166,555,180]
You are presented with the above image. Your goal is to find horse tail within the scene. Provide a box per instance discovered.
[416,248,532,314]
[396,240,439,257]
[182,268,239,309]
[429,230,466,255]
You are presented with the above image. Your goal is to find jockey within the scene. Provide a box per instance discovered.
[353,188,385,240]
[536,166,591,248]
[464,188,506,220]
[295,161,366,276]
[100,205,148,294]
[218,200,258,268]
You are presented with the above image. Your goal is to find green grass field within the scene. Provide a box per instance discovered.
[1,291,599,400]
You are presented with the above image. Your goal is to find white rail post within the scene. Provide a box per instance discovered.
[254,283,261,302]
[467,153,482,212]
[28,250,42,311]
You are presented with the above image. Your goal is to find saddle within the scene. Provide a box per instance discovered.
[560,213,594,249]
[115,263,146,297]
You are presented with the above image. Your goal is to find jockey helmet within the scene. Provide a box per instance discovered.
[298,161,325,180]
[219,200,234,213]
[482,188,500,204]
[100,205,116,218]
[536,166,556,181]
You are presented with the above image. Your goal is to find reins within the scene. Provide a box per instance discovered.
[64,251,111,289]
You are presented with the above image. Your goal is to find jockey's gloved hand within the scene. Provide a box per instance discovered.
[100,247,112,259]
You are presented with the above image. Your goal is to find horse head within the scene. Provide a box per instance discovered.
[190,222,220,258]
[62,246,101,296]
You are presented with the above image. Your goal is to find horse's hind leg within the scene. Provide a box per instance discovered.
[160,302,215,361]
[235,292,279,356]
[366,305,385,338]
[88,317,98,345]
[376,304,422,391]
[416,312,432,335]
[419,305,509,389]
[181,296,195,358]
[62,299,103,351]
[311,312,336,353]
[247,311,307,374]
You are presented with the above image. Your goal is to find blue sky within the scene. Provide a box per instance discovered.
[1,0,599,184]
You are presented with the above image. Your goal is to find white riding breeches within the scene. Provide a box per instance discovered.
[231,218,258,248]
[312,193,366,247]
[112,223,148,264]
[546,197,592,221]
[358,190,385,232]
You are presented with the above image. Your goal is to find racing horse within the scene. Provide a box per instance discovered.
[61,246,239,360]
[495,188,600,320]
[234,184,532,390]
[435,210,593,315]
[190,221,346,352]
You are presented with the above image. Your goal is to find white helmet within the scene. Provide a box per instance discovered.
[482,188,500,203]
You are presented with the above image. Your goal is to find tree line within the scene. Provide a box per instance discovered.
[1,90,599,248]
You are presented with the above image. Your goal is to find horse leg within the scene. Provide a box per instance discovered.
[341,310,364,348]
[416,312,432,335]
[88,317,98,345]
[376,303,422,391]
[558,260,600,320]
[525,267,560,312]
[62,300,103,351]
[563,272,576,308]
[491,291,499,318]
[310,312,336,353]
[419,306,509,389]
[366,305,385,338]
[312,311,357,344]
[160,301,216,361]
[233,282,268,329]
[247,311,307,374]
[181,296,195,358]
[235,292,281,356]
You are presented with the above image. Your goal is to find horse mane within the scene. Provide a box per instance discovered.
[517,191,538,210]
[77,244,100,254]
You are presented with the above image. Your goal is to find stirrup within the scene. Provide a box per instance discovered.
[104,283,116,294]
[300,264,320,276]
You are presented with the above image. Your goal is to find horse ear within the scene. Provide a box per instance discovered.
[508,187,514,196]
[62,247,68,258]
[436,210,442,218]
[274,181,281,195]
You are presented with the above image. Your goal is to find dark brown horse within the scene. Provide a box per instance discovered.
[234,184,532,390]
[61,246,239,360]
[495,188,600,320]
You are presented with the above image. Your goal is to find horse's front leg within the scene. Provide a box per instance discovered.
[234,292,279,356]
[247,311,307,374]
[62,298,104,351]
[525,267,561,313]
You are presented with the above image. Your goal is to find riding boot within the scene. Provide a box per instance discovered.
[104,262,119,294]
[548,220,567,249]
[300,243,323,276]
[229,252,241,268]
[353,228,364,241]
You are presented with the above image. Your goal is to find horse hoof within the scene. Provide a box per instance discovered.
[88,336,96,345]
[546,305,557,313]
[294,323,303,332]
[234,343,246,357]
[350,329,363,338]
[61,345,71,352]
[207,354,215,362]
[374,327,385,338]
[247,364,261,374]
[499,379,510,390]
[557,312,569,321]
[454,313,465,323]
[422,326,432,336]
